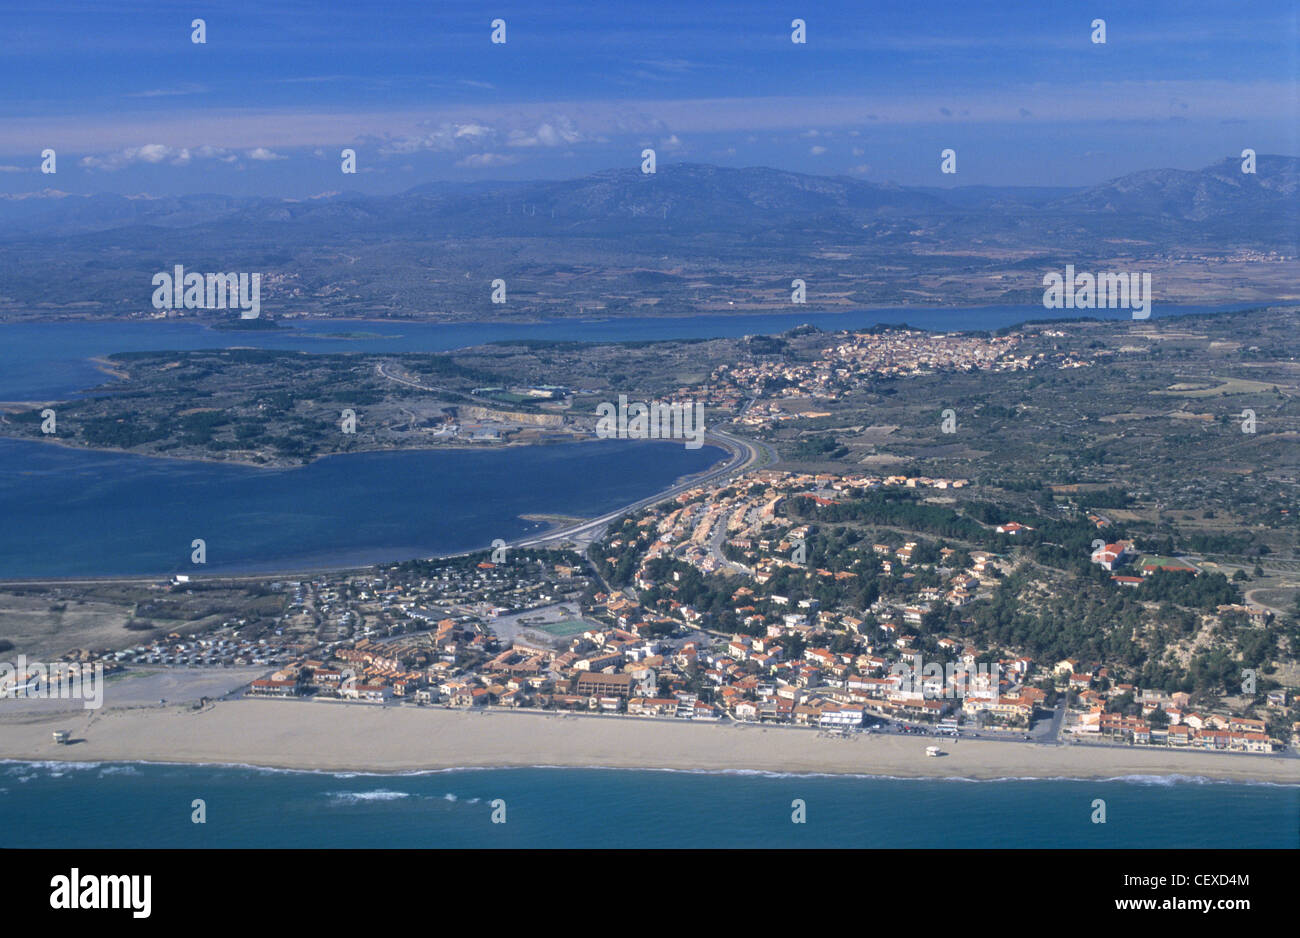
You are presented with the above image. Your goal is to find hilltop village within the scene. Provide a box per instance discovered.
[695,329,1090,428]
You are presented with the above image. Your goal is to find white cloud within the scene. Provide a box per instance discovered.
[456,152,519,168]
[79,143,197,170]
[378,121,498,155]
[137,143,181,163]
[809,145,827,155]
[78,143,265,170]
[507,118,583,148]
[34,79,1291,164]
[195,145,238,162]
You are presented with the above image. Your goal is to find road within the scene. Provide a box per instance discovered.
[1043,698,1067,742]
[703,502,753,575]
[374,361,451,394]
[513,427,777,551]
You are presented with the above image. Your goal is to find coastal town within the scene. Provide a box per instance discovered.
[16,465,1295,761]
[3,302,1296,785]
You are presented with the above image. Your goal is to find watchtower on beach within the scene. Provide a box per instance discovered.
[52,730,70,745]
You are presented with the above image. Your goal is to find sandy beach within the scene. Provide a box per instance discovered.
[2,699,1298,782]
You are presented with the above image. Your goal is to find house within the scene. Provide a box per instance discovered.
[344,683,392,703]
[248,678,298,697]
[628,696,679,717]
[1228,716,1267,734]
[1234,732,1273,753]
[574,671,635,698]
[819,706,863,727]
[1091,541,1133,571]
[692,701,721,721]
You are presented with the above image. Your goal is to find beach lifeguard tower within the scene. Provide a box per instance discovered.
[52,730,70,745]
[925,745,943,757]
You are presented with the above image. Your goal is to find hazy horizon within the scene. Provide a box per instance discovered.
[2,0,1296,197]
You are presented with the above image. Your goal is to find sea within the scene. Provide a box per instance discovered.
[0,760,1295,848]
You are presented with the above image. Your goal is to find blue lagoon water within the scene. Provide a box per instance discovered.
[0,304,1257,400]
[0,761,1294,848]
[0,437,724,578]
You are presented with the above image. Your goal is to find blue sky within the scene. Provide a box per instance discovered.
[1,0,1296,195]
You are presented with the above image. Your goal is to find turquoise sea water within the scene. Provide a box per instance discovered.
[0,761,1294,848]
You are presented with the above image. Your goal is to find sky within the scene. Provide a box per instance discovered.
[1,0,1296,196]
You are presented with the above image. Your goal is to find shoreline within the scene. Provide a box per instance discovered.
[87,355,130,381]
[0,302,1273,329]
[2,700,1296,784]
[0,415,738,473]
[0,427,605,470]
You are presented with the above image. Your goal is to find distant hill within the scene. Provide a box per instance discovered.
[0,157,1294,319]
[3,156,1294,243]
[1049,155,1298,242]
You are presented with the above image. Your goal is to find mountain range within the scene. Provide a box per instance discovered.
[1,156,1294,319]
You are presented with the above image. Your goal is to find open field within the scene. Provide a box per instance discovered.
[1151,376,1288,397]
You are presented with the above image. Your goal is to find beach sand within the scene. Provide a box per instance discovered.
[2,699,1298,782]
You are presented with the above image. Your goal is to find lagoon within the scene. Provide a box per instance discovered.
[0,437,724,578]
[0,303,1256,401]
